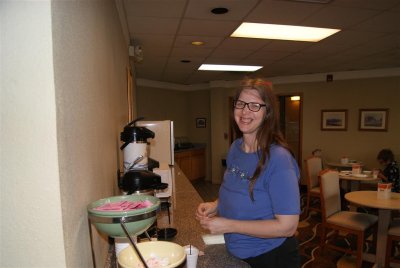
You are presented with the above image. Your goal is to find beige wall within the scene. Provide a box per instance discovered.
[52,1,129,267]
[136,87,212,180]
[1,2,66,267]
[209,76,400,184]
[1,1,130,267]
[275,77,400,179]
[136,87,190,137]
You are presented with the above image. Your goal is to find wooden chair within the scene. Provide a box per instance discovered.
[304,156,323,217]
[319,169,378,268]
[385,221,400,268]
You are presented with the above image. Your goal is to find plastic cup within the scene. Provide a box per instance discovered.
[184,245,199,268]
[372,169,379,179]
[377,182,392,199]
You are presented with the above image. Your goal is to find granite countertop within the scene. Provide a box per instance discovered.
[108,164,249,268]
[156,165,249,268]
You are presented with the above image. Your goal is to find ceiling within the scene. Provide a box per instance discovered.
[121,0,400,85]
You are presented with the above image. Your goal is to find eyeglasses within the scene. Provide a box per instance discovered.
[234,100,267,112]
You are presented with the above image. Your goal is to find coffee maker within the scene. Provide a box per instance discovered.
[119,117,168,195]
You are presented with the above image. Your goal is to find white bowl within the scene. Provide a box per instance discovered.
[118,241,186,268]
[363,170,372,175]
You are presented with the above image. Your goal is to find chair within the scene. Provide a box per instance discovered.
[304,156,323,217]
[319,169,378,268]
[385,220,400,268]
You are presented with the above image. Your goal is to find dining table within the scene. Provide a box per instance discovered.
[345,191,400,268]
[338,171,379,191]
[326,161,364,171]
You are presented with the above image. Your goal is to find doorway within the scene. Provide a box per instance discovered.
[278,94,302,167]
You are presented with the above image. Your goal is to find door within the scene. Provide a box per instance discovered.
[278,94,302,167]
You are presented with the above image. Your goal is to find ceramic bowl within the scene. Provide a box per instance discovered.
[118,241,186,268]
[87,195,160,237]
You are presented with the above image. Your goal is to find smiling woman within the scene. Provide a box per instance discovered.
[196,79,301,268]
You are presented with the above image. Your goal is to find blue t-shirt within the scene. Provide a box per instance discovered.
[218,139,300,259]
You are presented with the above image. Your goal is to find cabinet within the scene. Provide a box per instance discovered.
[174,148,206,181]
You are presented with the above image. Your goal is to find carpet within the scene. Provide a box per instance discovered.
[297,195,378,268]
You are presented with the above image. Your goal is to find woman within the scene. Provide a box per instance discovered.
[196,79,300,268]
[377,149,399,193]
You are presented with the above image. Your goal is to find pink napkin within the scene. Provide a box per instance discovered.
[94,200,153,211]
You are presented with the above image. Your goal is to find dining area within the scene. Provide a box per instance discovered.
[302,151,400,268]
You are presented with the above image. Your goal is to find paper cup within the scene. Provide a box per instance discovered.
[377,183,392,199]
[372,169,379,179]
[184,245,199,268]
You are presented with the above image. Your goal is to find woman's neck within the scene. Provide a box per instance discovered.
[242,134,257,153]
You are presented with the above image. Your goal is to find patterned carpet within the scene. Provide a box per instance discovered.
[297,195,378,268]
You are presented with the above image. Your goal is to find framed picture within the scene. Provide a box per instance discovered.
[321,109,347,131]
[196,118,206,128]
[359,109,389,131]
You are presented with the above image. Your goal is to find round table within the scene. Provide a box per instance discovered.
[326,161,364,170]
[345,191,400,268]
[339,173,379,191]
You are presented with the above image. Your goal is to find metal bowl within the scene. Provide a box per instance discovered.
[118,241,186,268]
[87,195,160,237]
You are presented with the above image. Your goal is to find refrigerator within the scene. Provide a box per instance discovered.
[136,120,174,166]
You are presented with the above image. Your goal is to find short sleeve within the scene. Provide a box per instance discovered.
[265,147,300,215]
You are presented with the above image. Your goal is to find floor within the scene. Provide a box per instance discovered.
[190,179,220,202]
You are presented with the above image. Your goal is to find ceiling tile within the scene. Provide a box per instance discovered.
[178,19,240,37]
[127,17,180,34]
[301,6,379,29]
[170,47,213,58]
[186,71,222,84]
[331,0,400,11]
[209,48,253,60]
[184,0,258,21]
[174,36,224,48]
[247,50,293,61]
[350,11,400,33]
[246,0,323,25]
[218,37,270,50]
[261,40,312,52]
[123,0,186,18]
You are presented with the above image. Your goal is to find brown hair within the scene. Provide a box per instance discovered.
[233,78,293,201]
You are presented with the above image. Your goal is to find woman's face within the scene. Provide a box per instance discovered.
[234,88,267,137]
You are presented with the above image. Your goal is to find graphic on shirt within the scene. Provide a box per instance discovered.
[227,165,251,181]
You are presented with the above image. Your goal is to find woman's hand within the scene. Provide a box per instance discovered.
[196,200,218,220]
[199,216,231,234]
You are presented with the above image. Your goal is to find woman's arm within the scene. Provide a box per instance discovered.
[199,214,299,238]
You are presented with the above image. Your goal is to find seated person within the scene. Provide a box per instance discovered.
[377,149,399,193]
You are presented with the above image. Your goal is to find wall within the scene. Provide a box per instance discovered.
[136,87,212,180]
[209,76,400,184]
[136,86,189,137]
[51,1,129,267]
[0,1,130,267]
[1,2,66,267]
[275,77,400,173]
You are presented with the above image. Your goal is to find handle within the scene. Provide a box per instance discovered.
[125,116,145,128]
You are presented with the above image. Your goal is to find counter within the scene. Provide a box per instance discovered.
[108,164,249,268]
[157,165,249,268]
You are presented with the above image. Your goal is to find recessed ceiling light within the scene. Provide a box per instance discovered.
[180,60,191,63]
[199,64,262,72]
[211,7,229,14]
[231,22,340,42]
[191,41,204,46]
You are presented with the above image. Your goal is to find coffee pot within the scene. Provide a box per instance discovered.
[119,117,167,195]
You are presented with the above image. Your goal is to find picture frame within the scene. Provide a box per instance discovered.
[359,109,388,131]
[196,118,206,128]
[321,109,347,131]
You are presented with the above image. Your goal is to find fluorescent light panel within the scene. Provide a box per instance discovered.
[199,64,262,72]
[231,22,340,42]
[290,96,301,101]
